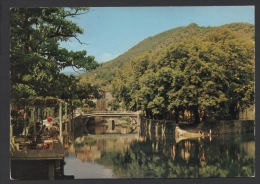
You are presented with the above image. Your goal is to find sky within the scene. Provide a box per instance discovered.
[60,6,254,73]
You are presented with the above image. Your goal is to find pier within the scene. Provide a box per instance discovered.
[10,136,64,180]
[10,97,74,180]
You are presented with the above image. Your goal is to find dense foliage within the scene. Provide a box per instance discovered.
[111,24,254,123]
[10,8,99,104]
[81,23,254,91]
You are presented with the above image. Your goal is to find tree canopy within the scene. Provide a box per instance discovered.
[82,23,254,91]
[111,25,254,123]
[10,8,99,104]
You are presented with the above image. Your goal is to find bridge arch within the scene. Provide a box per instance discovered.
[81,111,141,134]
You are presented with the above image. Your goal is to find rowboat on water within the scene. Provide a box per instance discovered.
[175,125,211,143]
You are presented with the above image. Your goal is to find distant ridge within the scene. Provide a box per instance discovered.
[62,71,85,76]
[79,22,254,90]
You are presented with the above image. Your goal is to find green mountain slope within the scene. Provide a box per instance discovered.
[79,22,254,90]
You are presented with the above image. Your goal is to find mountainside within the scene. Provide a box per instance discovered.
[79,22,254,90]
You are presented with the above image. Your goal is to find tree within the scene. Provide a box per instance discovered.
[165,37,229,123]
[111,25,254,123]
[204,28,255,119]
[111,53,149,111]
[164,28,254,123]
[10,8,99,103]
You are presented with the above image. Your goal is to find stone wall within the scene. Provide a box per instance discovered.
[239,105,255,120]
[202,120,255,134]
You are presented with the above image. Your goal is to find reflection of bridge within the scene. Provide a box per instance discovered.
[83,111,140,117]
[82,111,141,125]
[81,111,142,132]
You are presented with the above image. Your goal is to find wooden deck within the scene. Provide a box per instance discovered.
[11,136,63,160]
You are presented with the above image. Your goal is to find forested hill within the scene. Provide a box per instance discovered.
[79,22,254,89]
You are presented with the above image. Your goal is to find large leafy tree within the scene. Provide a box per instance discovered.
[163,28,254,123]
[204,28,255,119]
[10,8,99,103]
[166,37,230,123]
[111,26,254,123]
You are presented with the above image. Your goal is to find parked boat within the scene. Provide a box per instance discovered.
[175,125,211,143]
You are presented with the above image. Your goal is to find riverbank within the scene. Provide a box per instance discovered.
[178,120,254,135]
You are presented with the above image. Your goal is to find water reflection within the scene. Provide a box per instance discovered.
[64,155,114,179]
[64,119,255,178]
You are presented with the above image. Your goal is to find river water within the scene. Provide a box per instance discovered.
[64,119,255,179]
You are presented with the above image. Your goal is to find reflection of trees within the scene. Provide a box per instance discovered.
[198,156,254,177]
[73,120,255,178]
[96,133,254,178]
[75,145,102,162]
[97,137,201,178]
[198,134,255,178]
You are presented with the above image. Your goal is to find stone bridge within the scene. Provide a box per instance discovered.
[82,111,142,134]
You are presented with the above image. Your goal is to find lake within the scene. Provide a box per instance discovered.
[64,119,255,178]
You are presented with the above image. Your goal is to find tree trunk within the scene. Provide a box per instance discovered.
[146,109,151,119]
[193,106,200,125]
[202,110,207,122]
[174,108,179,124]
[229,103,239,120]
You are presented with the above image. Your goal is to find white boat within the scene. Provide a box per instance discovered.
[175,126,211,143]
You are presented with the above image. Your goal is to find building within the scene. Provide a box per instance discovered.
[239,105,255,120]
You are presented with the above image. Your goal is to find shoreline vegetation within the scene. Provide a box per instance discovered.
[81,23,254,125]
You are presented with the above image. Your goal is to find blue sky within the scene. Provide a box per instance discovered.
[60,6,254,73]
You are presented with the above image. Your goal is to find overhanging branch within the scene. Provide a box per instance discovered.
[73,36,87,45]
